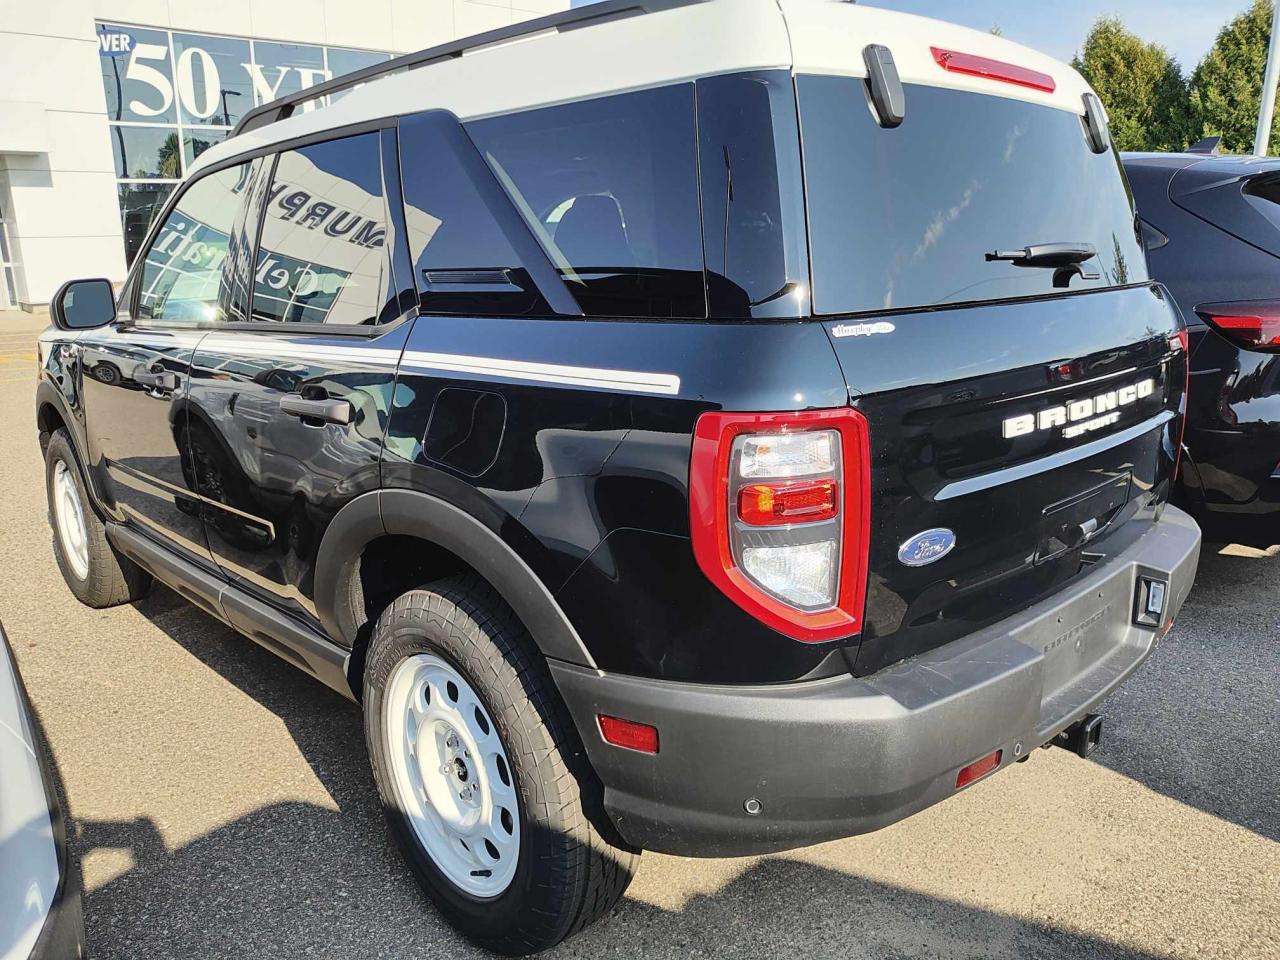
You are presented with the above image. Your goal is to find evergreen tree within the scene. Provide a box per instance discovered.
[1073,17,1195,151]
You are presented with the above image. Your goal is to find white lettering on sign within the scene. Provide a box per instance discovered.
[99,31,134,55]
[125,42,175,117]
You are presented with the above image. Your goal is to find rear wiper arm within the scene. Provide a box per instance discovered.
[986,242,1098,269]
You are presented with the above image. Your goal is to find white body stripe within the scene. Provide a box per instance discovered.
[193,334,681,396]
[191,0,1090,177]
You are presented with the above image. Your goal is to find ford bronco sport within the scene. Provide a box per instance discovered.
[36,0,1200,952]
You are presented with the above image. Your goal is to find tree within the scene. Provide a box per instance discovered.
[1073,17,1196,151]
[1190,0,1277,154]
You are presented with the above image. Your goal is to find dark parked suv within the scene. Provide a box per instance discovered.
[1125,151,1280,523]
[36,0,1200,952]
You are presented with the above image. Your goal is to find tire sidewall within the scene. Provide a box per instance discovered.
[363,604,577,945]
[45,431,93,596]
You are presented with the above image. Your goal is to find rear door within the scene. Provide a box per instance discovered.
[796,74,1187,673]
[79,162,256,564]
[186,128,416,627]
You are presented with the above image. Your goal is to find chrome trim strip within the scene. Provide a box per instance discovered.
[936,410,1175,501]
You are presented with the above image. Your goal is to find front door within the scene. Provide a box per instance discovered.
[81,160,258,564]
[186,129,413,625]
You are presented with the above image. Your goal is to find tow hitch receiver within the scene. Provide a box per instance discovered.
[1053,714,1103,758]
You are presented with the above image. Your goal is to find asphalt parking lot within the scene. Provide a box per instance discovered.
[1,316,1276,960]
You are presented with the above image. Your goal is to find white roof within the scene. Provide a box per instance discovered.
[192,0,1094,177]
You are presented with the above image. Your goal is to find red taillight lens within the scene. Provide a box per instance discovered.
[930,47,1056,93]
[738,479,839,526]
[955,750,1002,789]
[598,715,659,754]
[689,408,871,644]
[1196,301,1280,352]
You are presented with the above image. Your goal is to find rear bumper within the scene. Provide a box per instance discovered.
[551,506,1201,857]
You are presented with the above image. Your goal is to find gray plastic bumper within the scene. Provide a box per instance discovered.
[550,507,1201,857]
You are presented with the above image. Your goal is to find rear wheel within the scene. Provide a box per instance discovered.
[363,574,637,955]
[44,429,151,608]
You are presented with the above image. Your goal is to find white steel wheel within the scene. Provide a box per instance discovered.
[383,653,521,899]
[52,459,90,580]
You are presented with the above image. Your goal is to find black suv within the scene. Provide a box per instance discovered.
[1125,151,1280,524]
[36,0,1200,952]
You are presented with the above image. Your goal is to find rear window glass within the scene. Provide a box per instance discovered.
[465,85,706,319]
[797,77,1147,315]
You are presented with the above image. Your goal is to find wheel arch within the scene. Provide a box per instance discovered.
[315,489,597,691]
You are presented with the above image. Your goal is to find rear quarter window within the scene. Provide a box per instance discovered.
[465,85,706,319]
[797,77,1147,315]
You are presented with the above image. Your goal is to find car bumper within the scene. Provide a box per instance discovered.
[550,506,1201,857]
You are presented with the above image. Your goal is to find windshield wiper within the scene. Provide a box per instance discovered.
[986,242,1098,268]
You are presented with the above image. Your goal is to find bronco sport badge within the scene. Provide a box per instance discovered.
[1002,378,1155,441]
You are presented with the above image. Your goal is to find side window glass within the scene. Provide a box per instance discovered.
[466,84,706,319]
[136,162,250,322]
[252,132,391,325]
[399,113,551,316]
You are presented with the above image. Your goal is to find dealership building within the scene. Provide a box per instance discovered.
[0,0,565,313]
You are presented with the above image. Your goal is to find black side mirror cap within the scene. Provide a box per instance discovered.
[1083,92,1111,154]
[51,278,116,331]
[863,44,905,129]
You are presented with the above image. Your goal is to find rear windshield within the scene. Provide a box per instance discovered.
[797,77,1147,316]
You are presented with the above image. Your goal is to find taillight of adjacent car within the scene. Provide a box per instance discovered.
[1195,301,1280,352]
[688,408,870,643]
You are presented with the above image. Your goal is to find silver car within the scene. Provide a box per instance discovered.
[0,624,84,960]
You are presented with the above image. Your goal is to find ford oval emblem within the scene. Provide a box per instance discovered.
[897,528,956,567]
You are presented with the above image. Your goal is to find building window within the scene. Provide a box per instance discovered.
[96,22,391,266]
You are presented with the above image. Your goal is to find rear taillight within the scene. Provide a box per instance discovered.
[930,47,1056,93]
[689,408,871,643]
[1195,301,1280,352]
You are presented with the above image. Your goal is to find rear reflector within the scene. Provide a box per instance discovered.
[956,750,1002,788]
[598,715,659,754]
[1195,301,1280,352]
[930,47,1056,93]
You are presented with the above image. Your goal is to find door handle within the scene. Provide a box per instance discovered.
[135,369,178,391]
[280,394,352,425]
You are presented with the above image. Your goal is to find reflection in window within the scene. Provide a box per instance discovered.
[182,129,227,170]
[466,85,706,318]
[99,24,176,124]
[137,164,250,322]
[118,183,175,264]
[172,32,252,127]
[326,48,392,105]
[110,126,182,179]
[252,41,325,106]
[252,133,390,326]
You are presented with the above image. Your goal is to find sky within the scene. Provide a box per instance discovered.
[570,0,1255,73]
[865,0,1252,72]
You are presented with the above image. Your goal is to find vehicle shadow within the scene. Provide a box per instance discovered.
[70,800,1164,960]
[1086,526,1280,843]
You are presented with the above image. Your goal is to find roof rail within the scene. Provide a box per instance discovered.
[232,0,712,137]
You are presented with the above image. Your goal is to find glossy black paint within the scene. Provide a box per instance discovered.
[34,72,1189,702]
[829,286,1183,674]
[1124,153,1280,519]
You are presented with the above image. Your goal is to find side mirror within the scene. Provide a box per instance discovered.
[51,278,116,331]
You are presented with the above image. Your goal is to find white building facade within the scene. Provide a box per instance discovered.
[0,0,566,312]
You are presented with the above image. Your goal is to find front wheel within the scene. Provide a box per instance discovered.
[44,429,151,608]
[363,574,637,955]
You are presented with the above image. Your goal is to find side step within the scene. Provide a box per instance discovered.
[107,524,356,701]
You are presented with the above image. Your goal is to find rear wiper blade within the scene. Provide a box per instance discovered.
[986,242,1097,268]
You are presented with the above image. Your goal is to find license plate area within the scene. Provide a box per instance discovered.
[1035,473,1131,564]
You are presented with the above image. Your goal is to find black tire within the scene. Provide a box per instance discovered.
[363,573,638,955]
[44,429,151,608]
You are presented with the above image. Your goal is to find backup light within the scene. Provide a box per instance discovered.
[689,408,871,643]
